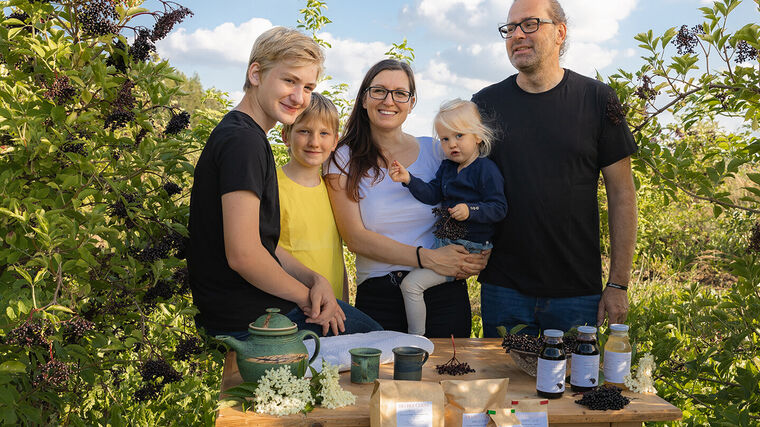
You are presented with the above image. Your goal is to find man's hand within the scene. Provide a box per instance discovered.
[449,203,470,221]
[389,160,410,184]
[597,287,629,326]
[303,278,346,336]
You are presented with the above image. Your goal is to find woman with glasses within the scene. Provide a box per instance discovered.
[325,59,488,337]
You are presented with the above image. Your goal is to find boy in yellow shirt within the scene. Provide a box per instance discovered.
[278,93,349,301]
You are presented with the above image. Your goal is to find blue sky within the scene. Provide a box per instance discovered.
[147,0,758,135]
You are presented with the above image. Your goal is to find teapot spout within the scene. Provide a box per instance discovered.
[216,335,245,353]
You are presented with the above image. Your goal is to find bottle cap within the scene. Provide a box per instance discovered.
[609,323,629,332]
[577,325,597,334]
[543,329,564,338]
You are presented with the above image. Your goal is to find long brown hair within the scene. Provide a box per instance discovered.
[327,59,416,202]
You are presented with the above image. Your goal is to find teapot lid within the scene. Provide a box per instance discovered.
[249,308,297,335]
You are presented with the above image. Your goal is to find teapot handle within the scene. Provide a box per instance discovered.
[299,330,321,365]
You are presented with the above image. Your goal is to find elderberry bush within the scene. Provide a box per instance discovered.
[575,385,631,410]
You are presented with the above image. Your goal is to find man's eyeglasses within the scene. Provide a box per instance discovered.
[364,86,413,103]
[498,18,554,39]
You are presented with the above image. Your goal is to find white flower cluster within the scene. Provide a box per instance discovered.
[253,366,314,416]
[318,360,356,409]
[624,352,657,394]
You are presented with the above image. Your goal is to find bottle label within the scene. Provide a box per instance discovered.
[603,350,631,383]
[536,357,566,393]
[570,353,600,387]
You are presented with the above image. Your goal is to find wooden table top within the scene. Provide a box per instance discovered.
[217,338,681,426]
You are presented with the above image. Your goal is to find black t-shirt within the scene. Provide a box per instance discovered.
[188,110,296,331]
[472,69,637,297]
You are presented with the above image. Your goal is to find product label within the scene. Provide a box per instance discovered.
[462,412,490,427]
[570,353,600,387]
[396,401,433,427]
[603,350,631,383]
[536,357,566,393]
[515,411,548,427]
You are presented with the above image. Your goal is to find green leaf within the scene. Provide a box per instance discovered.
[0,361,26,374]
[46,304,75,314]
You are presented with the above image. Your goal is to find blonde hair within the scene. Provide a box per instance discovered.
[433,99,495,157]
[281,92,340,138]
[243,27,325,91]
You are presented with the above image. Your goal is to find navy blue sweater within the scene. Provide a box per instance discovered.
[405,157,507,243]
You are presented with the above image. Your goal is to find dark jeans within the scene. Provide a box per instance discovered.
[480,283,600,338]
[356,271,471,338]
[202,299,383,340]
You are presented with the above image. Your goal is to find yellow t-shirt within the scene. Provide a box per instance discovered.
[277,168,345,299]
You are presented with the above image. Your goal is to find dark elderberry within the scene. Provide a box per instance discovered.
[61,317,94,343]
[605,95,626,126]
[435,335,476,375]
[575,385,630,410]
[165,111,191,135]
[748,222,760,254]
[134,382,162,402]
[33,360,74,390]
[140,358,182,384]
[78,0,119,36]
[173,267,190,294]
[672,25,704,55]
[432,207,467,240]
[61,142,85,156]
[109,192,138,219]
[735,40,758,64]
[175,336,203,361]
[7,320,48,348]
[150,6,193,41]
[163,181,182,196]
[130,29,156,62]
[105,79,136,129]
[143,280,176,303]
[634,75,658,101]
[45,75,77,105]
[106,39,129,73]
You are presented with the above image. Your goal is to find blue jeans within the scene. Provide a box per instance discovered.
[480,283,600,338]
[434,237,493,253]
[202,300,383,340]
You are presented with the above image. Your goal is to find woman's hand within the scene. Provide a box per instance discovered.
[303,278,346,336]
[389,160,410,184]
[420,244,473,277]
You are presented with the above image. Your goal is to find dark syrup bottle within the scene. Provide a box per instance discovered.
[536,329,566,399]
[570,325,600,392]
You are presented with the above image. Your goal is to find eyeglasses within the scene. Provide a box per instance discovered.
[364,86,413,103]
[498,18,554,39]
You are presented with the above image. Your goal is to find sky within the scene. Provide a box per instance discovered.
[146,0,758,136]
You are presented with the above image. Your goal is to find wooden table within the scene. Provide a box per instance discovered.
[217,338,681,426]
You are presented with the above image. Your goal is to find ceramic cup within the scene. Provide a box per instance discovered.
[349,347,382,384]
[392,346,429,381]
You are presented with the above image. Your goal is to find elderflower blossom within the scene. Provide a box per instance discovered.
[318,361,356,409]
[624,352,657,394]
[253,366,314,416]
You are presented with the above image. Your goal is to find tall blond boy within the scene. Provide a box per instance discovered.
[278,93,349,302]
[188,27,380,338]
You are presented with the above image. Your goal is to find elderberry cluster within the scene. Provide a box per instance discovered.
[634,75,658,101]
[105,80,135,129]
[432,207,467,240]
[44,75,77,105]
[143,279,176,303]
[134,382,162,402]
[165,111,191,135]
[162,181,182,196]
[78,0,119,36]
[106,39,129,73]
[605,95,627,126]
[173,267,190,294]
[436,358,476,375]
[61,317,94,343]
[672,25,704,55]
[33,360,74,390]
[140,358,182,383]
[6,320,48,348]
[130,29,156,63]
[61,142,85,156]
[575,385,630,410]
[109,193,138,219]
[175,336,204,361]
[150,7,193,41]
[735,40,758,63]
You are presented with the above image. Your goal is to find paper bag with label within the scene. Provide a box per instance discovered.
[487,408,521,427]
[441,378,510,427]
[510,399,549,427]
[369,379,445,427]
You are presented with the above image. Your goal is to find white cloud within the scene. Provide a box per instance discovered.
[562,42,619,77]
[156,17,273,66]
[563,0,638,43]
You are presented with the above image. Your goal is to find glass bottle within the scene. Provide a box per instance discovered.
[603,324,632,389]
[570,325,600,392]
[536,329,566,399]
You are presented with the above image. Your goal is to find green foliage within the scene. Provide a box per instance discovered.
[0,0,226,423]
[385,38,415,64]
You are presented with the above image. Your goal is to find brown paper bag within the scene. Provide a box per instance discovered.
[441,378,510,427]
[487,408,521,427]
[369,379,445,427]
[510,399,549,427]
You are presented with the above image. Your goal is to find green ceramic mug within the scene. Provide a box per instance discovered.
[392,346,429,381]
[349,347,382,384]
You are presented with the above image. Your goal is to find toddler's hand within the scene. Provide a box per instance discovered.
[449,203,470,221]
[389,160,410,184]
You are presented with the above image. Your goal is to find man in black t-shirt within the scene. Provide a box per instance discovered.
[472,0,638,337]
[188,27,381,338]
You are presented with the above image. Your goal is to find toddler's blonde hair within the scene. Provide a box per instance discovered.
[433,99,495,157]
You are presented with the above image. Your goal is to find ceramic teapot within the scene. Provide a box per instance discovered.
[216,308,320,383]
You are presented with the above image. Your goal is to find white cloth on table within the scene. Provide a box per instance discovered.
[302,330,435,377]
